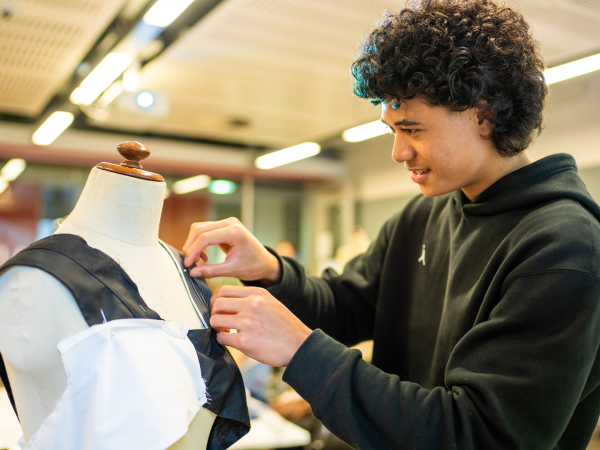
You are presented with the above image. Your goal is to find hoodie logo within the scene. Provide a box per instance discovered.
[418,245,426,266]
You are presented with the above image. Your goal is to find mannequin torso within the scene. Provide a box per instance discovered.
[0,167,215,448]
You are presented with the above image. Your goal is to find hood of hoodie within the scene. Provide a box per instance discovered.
[452,153,600,221]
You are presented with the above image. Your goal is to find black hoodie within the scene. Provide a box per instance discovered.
[268,154,600,449]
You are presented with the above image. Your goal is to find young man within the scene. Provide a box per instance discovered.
[183,0,600,448]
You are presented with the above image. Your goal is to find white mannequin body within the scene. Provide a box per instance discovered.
[0,167,215,448]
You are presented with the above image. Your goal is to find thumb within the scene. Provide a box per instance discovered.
[190,260,236,278]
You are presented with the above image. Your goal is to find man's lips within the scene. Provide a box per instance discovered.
[409,169,430,183]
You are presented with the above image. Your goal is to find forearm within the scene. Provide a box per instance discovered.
[265,255,376,346]
[283,331,534,450]
[283,330,485,449]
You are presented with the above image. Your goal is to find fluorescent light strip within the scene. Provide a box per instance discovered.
[70,53,132,106]
[1,159,26,181]
[32,112,74,146]
[255,142,321,170]
[544,53,600,85]
[143,0,195,27]
[173,174,211,194]
[96,81,124,108]
[342,120,390,143]
[0,177,8,195]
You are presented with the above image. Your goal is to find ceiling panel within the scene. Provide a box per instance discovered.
[511,0,600,65]
[0,0,128,117]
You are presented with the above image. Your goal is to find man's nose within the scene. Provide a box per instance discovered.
[391,134,416,163]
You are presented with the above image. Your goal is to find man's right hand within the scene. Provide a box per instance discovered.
[182,217,281,284]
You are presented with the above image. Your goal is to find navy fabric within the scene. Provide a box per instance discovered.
[165,243,212,328]
[0,234,249,450]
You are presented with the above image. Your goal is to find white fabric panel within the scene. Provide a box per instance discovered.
[20,319,207,450]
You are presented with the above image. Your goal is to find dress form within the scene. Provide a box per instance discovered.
[0,143,215,448]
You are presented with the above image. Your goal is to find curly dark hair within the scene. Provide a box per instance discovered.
[351,0,547,157]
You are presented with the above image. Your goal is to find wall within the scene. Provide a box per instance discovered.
[579,166,600,204]
[253,184,304,261]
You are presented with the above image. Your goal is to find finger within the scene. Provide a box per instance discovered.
[211,296,252,314]
[187,252,208,272]
[210,286,255,309]
[216,331,242,349]
[190,260,236,278]
[183,226,239,267]
[182,221,213,254]
[210,313,244,331]
[183,218,240,253]
[213,285,263,301]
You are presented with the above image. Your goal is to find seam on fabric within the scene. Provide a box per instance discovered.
[14,248,139,318]
[158,241,208,329]
[500,269,600,297]
[311,348,353,414]
[162,242,211,326]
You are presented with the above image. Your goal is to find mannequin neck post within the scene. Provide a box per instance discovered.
[60,167,165,247]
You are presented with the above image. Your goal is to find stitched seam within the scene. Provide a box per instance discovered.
[311,349,353,413]
[501,269,600,297]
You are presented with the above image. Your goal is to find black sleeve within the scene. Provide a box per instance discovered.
[282,270,600,450]
[264,215,398,347]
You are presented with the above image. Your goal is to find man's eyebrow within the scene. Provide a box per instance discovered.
[380,119,421,127]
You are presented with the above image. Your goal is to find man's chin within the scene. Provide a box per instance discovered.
[418,184,453,198]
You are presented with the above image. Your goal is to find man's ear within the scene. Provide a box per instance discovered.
[476,102,493,138]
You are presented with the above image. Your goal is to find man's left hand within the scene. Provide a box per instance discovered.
[210,285,312,367]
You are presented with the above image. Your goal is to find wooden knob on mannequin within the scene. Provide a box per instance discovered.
[117,141,150,169]
[96,141,164,182]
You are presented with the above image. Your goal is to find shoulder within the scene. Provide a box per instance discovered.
[0,265,68,294]
[509,198,600,277]
[0,266,81,312]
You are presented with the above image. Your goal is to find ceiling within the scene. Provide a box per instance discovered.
[0,0,128,117]
[1,0,600,150]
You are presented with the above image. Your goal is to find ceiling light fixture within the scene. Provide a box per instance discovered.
[123,64,140,91]
[342,120,390,143]
[32,111,74,146]
[137,92,154,108]
[1,159,26,181]
[0,177,8,196]
[544,53,600,85]
[208,180,237,195]
[255,142,321,170]
[70,53,132,106]
[173,174,212,194]
[96,81,124,108]
[143,0,196,28]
